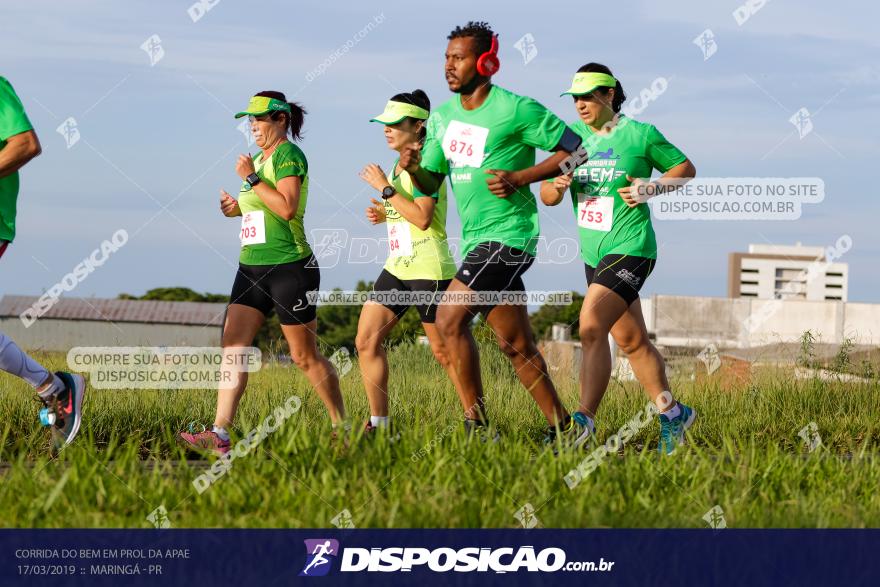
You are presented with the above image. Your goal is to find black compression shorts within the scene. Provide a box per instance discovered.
[229,255,319,325]
[584,254,655,306]
[371,269,452,324]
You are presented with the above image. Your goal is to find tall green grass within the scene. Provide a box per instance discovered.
[1,343,878,528]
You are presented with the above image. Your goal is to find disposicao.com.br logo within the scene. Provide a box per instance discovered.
[300,540,614,575]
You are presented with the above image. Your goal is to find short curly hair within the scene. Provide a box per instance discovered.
[448,21,495,57]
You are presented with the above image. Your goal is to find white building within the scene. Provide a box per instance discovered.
[728,243,848,302]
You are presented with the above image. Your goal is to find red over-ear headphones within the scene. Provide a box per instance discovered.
[476,34,500,77]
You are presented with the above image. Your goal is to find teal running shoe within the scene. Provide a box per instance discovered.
[658,403,696,455]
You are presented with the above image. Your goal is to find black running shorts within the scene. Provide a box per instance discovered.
[584,254,654,306]
[229,255,319,325]
[372,269,452,324]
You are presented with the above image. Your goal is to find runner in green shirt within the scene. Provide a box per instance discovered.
[540,63,698,454]
[354,89,463,436]
[177,91,347,456]
[399,21,584,443]
[0,76,87,449]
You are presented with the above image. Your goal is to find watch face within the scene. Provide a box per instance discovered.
[382,186,395,198]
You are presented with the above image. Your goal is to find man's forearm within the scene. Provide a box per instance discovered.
[0,133,41,178]
[516,150,572,186]
[409,166,443,196]
[0,142,36,178]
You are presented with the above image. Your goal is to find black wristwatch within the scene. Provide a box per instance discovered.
[381,186,396,200]
[246,173,261,187]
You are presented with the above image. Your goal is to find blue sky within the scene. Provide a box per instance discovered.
[1,0,878,302]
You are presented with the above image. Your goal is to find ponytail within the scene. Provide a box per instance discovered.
[390,88,431,142]
[285,101,306,141]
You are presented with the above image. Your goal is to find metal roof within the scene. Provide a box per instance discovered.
[0,295,226,326]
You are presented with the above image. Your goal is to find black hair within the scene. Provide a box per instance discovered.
[448,21,495,57]
[390,89,430,142]
[575,63,626,113]
[254,90,306,141]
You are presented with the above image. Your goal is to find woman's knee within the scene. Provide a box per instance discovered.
[354,332,380,357]
[578,320,608,346]
[615,331,649,355]
[290,346,317,370]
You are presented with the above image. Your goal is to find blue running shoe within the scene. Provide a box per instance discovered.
[40,372,86,450]
[658,403,696,455]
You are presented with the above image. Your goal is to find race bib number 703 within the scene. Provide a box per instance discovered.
[240,210,267,245]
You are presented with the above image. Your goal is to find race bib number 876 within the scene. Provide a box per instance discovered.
[442,120,489,168]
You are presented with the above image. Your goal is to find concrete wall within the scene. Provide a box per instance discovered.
[843,303,880,346]
[644,295,880,348]
[648,295,750,348]
[0,318,222,351]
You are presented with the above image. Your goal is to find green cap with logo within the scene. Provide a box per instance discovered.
[369,100,430,125]
[234,95,292,119]
[560,72,618,97]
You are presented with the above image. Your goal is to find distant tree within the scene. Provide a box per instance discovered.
[117,287,228,303]
[529,291,583,341]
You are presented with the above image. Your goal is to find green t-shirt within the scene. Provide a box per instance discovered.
[0,77,34,243]
[237,141,312,265]
[383,159,456,281]
[564,117,686,266]
[419,85,568,257]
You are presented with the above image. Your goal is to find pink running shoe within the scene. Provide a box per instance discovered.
[176,430,230,457]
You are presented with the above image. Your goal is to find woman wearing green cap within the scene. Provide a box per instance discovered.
[177,90,346,455]
[540,63,697,455]
[354,89,460,435]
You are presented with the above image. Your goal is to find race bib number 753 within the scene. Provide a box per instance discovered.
[442,120,489,168]
[577,195,613,232]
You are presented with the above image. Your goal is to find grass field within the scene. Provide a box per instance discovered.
[1,342,879,528]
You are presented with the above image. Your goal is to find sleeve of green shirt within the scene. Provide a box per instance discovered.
[644,125,687,172]
[273,143,308,181]
[419,112,448,176]
[412,115,447,198]
[0,77,34,141]
[515,96,567,151]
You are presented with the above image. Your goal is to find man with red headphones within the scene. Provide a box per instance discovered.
[400,21,586,446]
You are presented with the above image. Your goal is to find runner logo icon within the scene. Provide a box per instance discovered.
[300,539,340,577]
